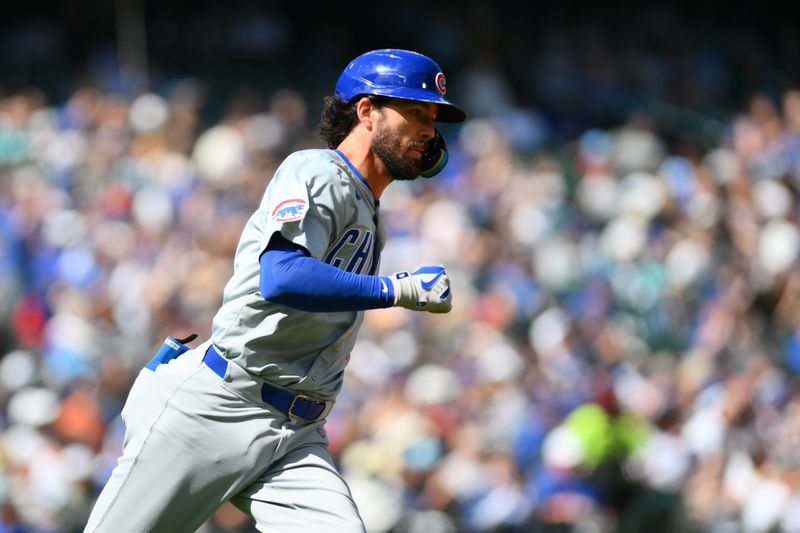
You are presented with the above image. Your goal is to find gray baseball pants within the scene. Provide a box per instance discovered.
[84,341,365,533]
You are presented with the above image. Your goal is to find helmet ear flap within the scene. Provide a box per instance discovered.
[420,129,448,178]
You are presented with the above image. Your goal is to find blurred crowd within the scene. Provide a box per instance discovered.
[3,48,800,533]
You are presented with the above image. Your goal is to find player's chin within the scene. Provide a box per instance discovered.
[402,164,424,181]
[390,156,423,181]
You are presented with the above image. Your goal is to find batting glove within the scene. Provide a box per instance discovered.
[387,266,452,313]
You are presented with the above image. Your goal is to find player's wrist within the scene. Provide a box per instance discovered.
[386,272,413,308]
[378,276,396,306]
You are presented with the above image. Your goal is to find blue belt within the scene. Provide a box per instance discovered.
[203,345,328,421]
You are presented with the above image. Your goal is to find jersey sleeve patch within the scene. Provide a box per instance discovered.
[271,198,308,222]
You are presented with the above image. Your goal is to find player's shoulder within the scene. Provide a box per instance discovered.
[281,148,338,165]
[279,149,341,176]
[275,149,349,189]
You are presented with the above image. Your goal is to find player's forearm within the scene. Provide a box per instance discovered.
[260,248,395,312]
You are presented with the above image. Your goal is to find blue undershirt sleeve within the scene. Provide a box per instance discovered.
[259,233,395,312]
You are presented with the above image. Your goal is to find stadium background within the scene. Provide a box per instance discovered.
[2,1,800,531]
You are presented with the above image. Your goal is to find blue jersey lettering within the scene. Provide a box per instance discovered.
[346,231,373,274]
[324,229,360,268]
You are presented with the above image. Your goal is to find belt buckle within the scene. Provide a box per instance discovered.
[288,393,313,420]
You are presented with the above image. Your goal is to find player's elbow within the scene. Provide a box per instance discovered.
[259,264,292,303]
[259,250,297,303]
[261,273,309,309]
[259,273,283,302]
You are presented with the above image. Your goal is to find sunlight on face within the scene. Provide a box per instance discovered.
[372,121,422,180]
[370,100,437,181]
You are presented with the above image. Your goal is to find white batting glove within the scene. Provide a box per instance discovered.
[387,266,452,313]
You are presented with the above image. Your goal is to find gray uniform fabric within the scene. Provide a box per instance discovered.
[85,149,379,532]
[212,149,384,399]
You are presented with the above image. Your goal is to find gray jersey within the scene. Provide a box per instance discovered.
[211,149,384,400]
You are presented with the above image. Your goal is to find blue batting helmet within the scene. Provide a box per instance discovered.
[335,49,467,123]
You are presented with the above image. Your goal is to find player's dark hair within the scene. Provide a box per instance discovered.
[318,95,390,149]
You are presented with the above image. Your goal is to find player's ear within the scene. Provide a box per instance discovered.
[355,97,376,131]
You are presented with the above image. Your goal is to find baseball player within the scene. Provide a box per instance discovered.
[84,49,466,533]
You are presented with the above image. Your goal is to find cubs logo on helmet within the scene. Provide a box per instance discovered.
[272,199,307,222]
[435,72,446,95]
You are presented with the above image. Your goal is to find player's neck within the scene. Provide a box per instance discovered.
[336,139,393,200]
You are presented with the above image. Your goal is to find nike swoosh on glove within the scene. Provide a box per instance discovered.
[388,266,452,313]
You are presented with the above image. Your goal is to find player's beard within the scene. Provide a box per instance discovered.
[372,126,422,181]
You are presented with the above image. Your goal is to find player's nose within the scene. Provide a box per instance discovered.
[418,103,437,140]
[419,126,434,142]
[419,118,435,141]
